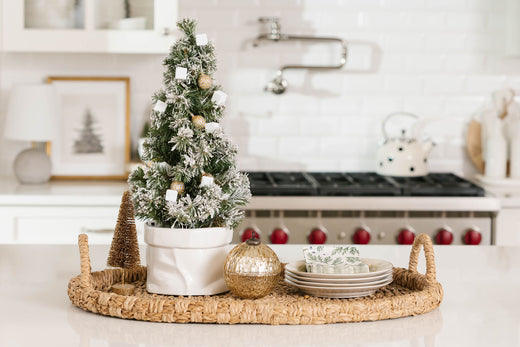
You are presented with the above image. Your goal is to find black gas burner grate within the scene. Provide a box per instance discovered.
[245,172,485,197]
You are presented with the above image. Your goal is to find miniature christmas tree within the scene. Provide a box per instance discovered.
[74,109,103,154]
[128,18,251,229]
[108,190,141,295]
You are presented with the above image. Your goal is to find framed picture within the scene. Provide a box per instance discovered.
[46,76,130,180]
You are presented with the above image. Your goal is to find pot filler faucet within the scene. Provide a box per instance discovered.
[253,17,348,94]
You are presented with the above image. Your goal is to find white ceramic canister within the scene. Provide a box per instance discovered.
[145,224,233,296]
[485,119,507,179]
[509,123,520,179]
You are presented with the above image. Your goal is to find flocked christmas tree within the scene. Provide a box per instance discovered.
[128,19,251,229]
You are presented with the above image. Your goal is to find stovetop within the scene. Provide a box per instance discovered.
[246,172,485,197]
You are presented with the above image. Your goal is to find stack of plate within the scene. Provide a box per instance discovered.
[284,259,393,298]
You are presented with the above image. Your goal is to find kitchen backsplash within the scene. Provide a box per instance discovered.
[0,0,517,176]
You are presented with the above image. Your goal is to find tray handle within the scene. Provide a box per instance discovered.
[408,233,436,282]
[78,233,93,289]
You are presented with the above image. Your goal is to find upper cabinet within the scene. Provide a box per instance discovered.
[2,0,178,54]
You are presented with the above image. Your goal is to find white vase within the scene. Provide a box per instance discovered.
[144,224,233,296]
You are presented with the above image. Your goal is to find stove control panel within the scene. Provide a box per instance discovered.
[235,212,493,245]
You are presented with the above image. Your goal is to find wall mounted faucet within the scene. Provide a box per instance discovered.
[253,17,348,94]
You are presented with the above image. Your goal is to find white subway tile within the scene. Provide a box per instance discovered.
[424,76,465,94]
[300,117,342,135]
[427,0,468,11]
[343,75,385,93]
[321,97,364,115]
[384,75,424,94]
[320,137,365,156]
[444,54,486,73]
[257,117,301,136]
[279,137,320,156]
[404,97,446,117]
[405,54,445,73]
[444,13,486,32]
[383,33,428,53]
[426,33,466,52]
[361,96,405,115]
[360,12,410,31]
[247,137,279,157]
[279,94,321,116]
[444,97,486,116]
[464,75,508,94]
[303,159,341,171]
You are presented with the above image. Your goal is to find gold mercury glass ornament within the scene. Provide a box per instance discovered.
[191,115,206,129]
[170,181,185,195]
[197,73,212,90]
[224,235,282,299]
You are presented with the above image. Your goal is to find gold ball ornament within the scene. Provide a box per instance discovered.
[197,74,212,90]
[170,181,185,195]
[191,115,206,129]
[224,237,282,299]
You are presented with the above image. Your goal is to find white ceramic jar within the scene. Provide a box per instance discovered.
[144,224,233,296]
[484,119,507,179]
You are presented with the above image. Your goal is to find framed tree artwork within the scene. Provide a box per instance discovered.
[46,76,130,180]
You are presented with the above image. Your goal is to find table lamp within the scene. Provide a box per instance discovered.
[4,84,58,184]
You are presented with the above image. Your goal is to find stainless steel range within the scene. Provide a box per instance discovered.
[234,172,500,245]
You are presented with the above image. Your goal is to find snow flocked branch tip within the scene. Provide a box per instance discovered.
[128,18,251,229]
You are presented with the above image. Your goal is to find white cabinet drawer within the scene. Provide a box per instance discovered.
[496,209,520,246]
[4,206,143,244]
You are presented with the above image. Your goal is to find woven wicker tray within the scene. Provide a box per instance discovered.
[68,234,443,325]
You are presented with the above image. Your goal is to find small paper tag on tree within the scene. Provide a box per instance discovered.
[175,67,188,80]
[211,91,227,106]
[154,100,167,113]
[205,122,220,133]
[200,175,214,187]
[196,33,208,46]
[165,189,178,202]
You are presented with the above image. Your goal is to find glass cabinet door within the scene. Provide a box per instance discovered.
[24,0,85,29]
[94,0,154,31]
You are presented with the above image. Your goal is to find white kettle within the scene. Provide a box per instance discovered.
[376,112,434,177]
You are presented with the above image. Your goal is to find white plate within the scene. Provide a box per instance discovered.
[285,275,392,291]
[284,278,389,298]
[285,268,392,284]
[285,273,393,288]
[285,259,393,279]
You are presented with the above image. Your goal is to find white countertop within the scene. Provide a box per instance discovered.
[0,244,519,347]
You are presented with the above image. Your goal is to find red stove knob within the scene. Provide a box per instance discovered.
[353,228,371,244]
[436,228,453,245]
[241,228,260,243]
[308,228,327,244]
[270,228,288,244]
[398,229,415,245]
[464,229,482,245]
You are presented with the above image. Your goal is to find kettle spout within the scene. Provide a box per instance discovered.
[422,140,434,154]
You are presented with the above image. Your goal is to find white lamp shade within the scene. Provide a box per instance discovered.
[4,84,58,142]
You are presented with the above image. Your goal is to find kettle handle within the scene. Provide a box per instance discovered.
[382,112,419,140]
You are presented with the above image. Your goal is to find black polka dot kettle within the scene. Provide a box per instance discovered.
[376,112,434,177]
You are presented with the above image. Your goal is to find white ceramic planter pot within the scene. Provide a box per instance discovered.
[144,224,233,296]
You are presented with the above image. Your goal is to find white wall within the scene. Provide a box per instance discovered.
[0,0,517,176]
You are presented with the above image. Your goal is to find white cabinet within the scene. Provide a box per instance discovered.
[2,0,178,53]
[496,209,520,246]
[0,179,143,244]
